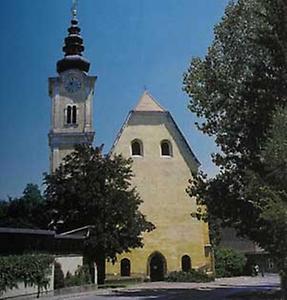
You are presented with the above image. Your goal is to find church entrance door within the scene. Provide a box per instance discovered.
[149,252,166,281]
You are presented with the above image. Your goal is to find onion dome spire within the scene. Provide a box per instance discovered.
[57,1,90,73]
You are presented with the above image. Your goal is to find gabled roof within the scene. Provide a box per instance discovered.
[134,91,166,112]
[166,112,200,168]
[109,91,200,169]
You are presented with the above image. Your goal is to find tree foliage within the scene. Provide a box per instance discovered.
[0,184,47,229]
[215,247,246,278]
[183,0,287,297]
[44,144,155,284]
[64,265,92,287]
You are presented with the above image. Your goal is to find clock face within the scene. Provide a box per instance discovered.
[63,72,82,93]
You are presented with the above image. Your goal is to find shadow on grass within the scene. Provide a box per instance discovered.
[229,289,281,299]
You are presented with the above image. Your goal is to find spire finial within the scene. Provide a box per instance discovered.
[72,0,78,19]
[57,0,90,73]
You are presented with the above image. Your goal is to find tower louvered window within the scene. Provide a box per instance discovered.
[67,105,72,124]
[72,105,77,124]
[66,105,77,125]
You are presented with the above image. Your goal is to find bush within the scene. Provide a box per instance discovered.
[54,262,65,289]
[0,254,54,297]
[64,265,92,287]
[215,247,246,277]
[165,269,213,282]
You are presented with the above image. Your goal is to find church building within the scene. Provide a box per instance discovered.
[48,6,212,281]
[106,92,212,280]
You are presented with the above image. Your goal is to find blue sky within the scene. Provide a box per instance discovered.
[0,0,229,199]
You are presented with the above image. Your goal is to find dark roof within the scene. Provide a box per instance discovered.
[0,227,54,236]
[0,227,85,255]
[57,16,90,73]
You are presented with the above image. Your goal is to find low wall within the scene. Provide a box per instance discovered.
[55,255,83,277]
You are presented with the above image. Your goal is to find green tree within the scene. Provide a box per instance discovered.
[214,247,246,278]
[246,106,287,294]
[0,184,46,229]
[44,144,155,284]
[183,0,287,298]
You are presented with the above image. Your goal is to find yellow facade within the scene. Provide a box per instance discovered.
[106,92,212,280]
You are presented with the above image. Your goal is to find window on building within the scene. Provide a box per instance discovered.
[72,105,77,124]
[67,105,72,124]
[66,105,77,125]
[120,258,131,277]
[181,255,191,272]
[131,139,143,156]
[161,140,172,156]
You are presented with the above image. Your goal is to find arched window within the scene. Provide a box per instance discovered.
[66,105,72,124]
[131,139,143,156]
[120,258,131,277]
[66,105,77,125]
[72,105,77,124]
[181,255,191,272]
[161,140,172,157]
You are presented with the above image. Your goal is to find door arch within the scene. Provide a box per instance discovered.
[148,252,167,281]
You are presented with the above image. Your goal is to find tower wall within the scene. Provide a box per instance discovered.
[48,71,96,172]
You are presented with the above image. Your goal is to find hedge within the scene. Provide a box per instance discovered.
[0,254,54,298]
[165,269,214,282]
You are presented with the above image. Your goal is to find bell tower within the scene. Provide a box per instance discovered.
[48,3,96,172]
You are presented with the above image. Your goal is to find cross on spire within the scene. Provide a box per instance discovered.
[72,0,78,19]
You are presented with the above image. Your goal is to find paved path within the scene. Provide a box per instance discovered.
[43,274,280,300]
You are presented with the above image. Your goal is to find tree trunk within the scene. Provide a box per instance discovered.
[95,252,106,285]
[281,270,287,300]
